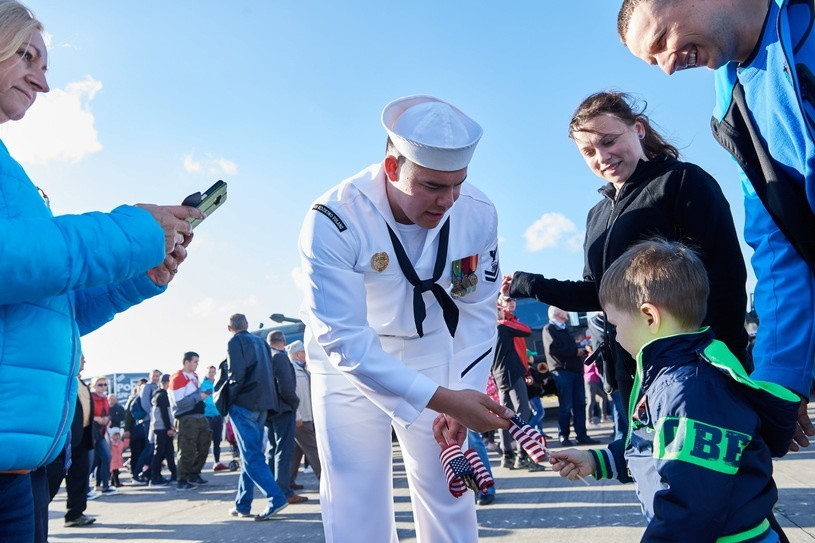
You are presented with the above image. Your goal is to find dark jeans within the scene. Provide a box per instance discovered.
[151,431,177,481]
[207,415,224,463]
[93,436,111,489]
[65,446,91,522]
[266,411,296,497]
[0,473,34,543]
[31,467,49,543]
[129,421,146,476]
[135,420,153,477]
[552,370,589,441]
[229,405,287,513]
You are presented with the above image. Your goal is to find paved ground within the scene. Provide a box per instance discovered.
[47,404,815,542]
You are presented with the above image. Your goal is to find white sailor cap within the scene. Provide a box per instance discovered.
[381,95,483,172]
[285,340,305,354]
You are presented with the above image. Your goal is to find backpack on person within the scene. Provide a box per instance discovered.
[127,393,148,421]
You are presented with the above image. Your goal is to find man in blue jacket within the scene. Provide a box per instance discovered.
[617,0,815,451]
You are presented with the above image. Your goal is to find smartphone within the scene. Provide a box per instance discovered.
[181,180,227,229]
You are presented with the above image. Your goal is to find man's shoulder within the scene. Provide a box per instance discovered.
[230,330,260,345]
[169,371,189,389]
[310,165,378,212]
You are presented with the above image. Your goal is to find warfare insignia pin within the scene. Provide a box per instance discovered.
[371,252,390,272]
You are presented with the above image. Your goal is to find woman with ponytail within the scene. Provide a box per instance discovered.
[505,90,749,420]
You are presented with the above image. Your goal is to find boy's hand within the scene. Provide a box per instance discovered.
[549,449,596,481]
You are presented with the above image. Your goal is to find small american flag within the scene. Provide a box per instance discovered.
[509,415,549,463]
[439,444,476,497]
[463,448,494,492]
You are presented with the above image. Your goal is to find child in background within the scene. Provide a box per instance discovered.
[550,239,799,542]
[583,346,609,425]
[108,427,129,487]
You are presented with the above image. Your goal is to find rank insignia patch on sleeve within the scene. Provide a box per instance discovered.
[484,249,499,283]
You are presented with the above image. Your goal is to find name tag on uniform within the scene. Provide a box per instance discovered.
[451,254,478,298]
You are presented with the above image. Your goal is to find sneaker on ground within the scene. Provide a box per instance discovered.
[526,460,547,472]
[228,507,254,518]
[149,478,169,486]
[287,494,308,504]
[302,466,313,474]
[100,487,118,495]
[176,481,197,491]
[64,514,96,527]
[213,462,229,472]
[500,456,514,469]
[255,502,288,521]
[130,475,148,486]
[189,476,208,485]
[86,491,100,501]
[477,493,496,506]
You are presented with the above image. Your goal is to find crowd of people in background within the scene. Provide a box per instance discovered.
[37,325,322,533]
[3,0,815,541]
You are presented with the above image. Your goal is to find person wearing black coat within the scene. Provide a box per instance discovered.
[218,313,288,519]
[47,356,98,528]
[507,91,748,411]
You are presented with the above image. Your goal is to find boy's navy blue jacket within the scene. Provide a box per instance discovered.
[590,329,799,542]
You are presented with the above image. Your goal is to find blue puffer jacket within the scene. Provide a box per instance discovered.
[711,0,815,397]
[590,330,800,542]
[0,140,166,471]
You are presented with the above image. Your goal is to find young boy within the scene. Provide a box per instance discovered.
[550,239,800,542]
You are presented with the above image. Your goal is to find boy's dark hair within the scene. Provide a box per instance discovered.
[599,239,709,329]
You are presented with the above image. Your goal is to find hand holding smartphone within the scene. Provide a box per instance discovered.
[182,180,228,229]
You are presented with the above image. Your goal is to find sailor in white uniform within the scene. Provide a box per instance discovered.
[298,95,512,542]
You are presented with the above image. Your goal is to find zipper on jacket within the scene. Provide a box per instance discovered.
[40,304,80,468]
[600,187,624,270]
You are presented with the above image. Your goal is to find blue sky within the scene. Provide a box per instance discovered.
[2,2,753,377]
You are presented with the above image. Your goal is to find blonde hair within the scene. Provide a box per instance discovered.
[0,0,42,64]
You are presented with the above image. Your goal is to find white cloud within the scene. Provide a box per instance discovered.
[210,157,237,175]
[183,154,202,173]
[524,212,583,252]
[183,153,237,176]
[0,76,103,164]
[193,297,217,317]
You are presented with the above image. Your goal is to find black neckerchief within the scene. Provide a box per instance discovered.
[386,217,459,338]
